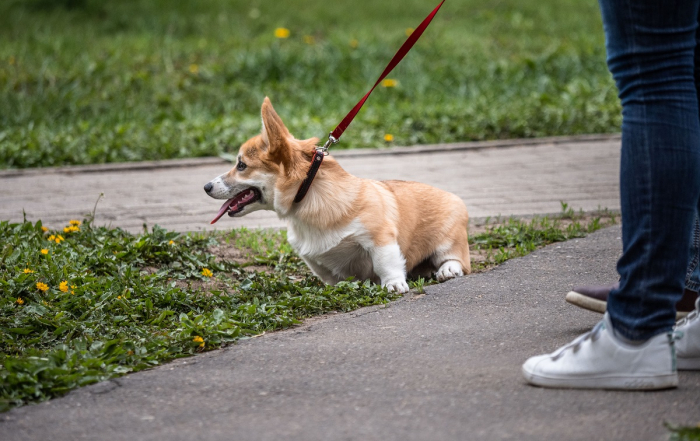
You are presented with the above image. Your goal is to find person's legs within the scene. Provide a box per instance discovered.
[523,0,700,389]
[605,0,700,341]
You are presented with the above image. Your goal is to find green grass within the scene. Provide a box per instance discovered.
[0,0,619,169]
[0,206,613,411]
[667,423,700,441]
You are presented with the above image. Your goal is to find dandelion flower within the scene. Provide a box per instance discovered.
[41,226,49,232]
[48,235,55,241]
[350,39,359,48]
[16,297,24,305]
[274,27,290,38]
[405,27,415,36]
[59,281,69,292]
[64,226,79,233]
[56,235,64,243]
[201,268,213,277]
[117,295,122,300]
[36,282,49,292]
[193,336,205,348]
[41,249,48,255]
[168,240,175,245]
[381,79,398,88]
[23,268,34,274]
[384,134,394,142]
[189,64,199,74]
[69,220,81,226]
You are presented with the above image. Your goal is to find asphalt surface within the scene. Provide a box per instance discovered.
[2,225,699,441]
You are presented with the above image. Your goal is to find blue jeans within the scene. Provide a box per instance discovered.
[600,0,700,340]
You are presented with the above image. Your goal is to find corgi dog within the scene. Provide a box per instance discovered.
[204,98,471,293]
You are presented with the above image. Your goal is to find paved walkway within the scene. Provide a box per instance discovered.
[1,134,621,232]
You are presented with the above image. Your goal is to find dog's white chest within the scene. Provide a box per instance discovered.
[287,218,376,282]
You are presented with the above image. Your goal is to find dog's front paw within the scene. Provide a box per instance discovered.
[436,260,463,282]
[383,278,409,294]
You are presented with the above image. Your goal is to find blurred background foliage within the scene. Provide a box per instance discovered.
[0,0,619,168]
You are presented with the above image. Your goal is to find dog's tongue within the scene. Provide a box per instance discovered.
[211,198,236,224]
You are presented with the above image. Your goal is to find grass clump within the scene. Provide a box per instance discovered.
[667,423,700,441]
[0,0,618,169]
[0,218,395,411]
[469,204,616,270]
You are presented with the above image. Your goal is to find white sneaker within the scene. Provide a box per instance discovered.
[675,298,700,370]
[522,313,678,390]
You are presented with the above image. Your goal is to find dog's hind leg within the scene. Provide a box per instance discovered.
[432,227,471,282]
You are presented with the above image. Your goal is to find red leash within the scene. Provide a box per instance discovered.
[293,0,446,203]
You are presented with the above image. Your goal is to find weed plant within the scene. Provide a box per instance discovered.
[0,0,618,169]
[0,218,395,411]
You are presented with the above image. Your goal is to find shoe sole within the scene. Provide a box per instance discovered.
[677,357,700,370]
[522,367,678,390]
[565,291,606,314]
[565,291,690,320]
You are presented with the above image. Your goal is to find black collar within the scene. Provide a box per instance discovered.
[293,149,325,203]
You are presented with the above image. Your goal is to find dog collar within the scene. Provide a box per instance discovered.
[293,149,325,203]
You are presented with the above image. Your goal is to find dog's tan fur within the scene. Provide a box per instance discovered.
[205,98,471,292]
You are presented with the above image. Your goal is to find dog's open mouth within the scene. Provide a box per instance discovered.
[210,188,262,224]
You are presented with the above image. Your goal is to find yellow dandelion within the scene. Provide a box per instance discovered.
[42,301,48,306]
[405,27,415,36]
[192,336,205,348]
[350,39,359,48]
[303,35,315,45]
[274,27,290,38]
[16,297,24,305]
[384,134,394,142]
[59,281,69,292]
[36,282,49,292]
[56,235,64,243]
[168,240,175,245]
[64,226,79,233]
[69,220,81,226]
[189,64,199,74]
[41,249,48,255]
[41,226,49,232]
[117,295,122,300]
[63,227,71,233]
[48,235,55,241]
[201,268,213,278]
[23,268,34,274]
[381,79,398,88]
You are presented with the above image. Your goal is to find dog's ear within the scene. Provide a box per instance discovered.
[260,97,291,164]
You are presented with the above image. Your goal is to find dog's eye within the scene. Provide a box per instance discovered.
[237,161,247,171]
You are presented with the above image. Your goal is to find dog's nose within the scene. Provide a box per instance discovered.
[204,182,213,193]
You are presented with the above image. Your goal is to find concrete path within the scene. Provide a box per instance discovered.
[0,134,621,232]
[2,225,699,441]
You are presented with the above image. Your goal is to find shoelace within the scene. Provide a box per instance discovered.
[676,298,700,328]
[551,321,604,361]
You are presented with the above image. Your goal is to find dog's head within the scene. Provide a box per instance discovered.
[205,97,318,224]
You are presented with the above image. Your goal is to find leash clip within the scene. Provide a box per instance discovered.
[317,132,339,155]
